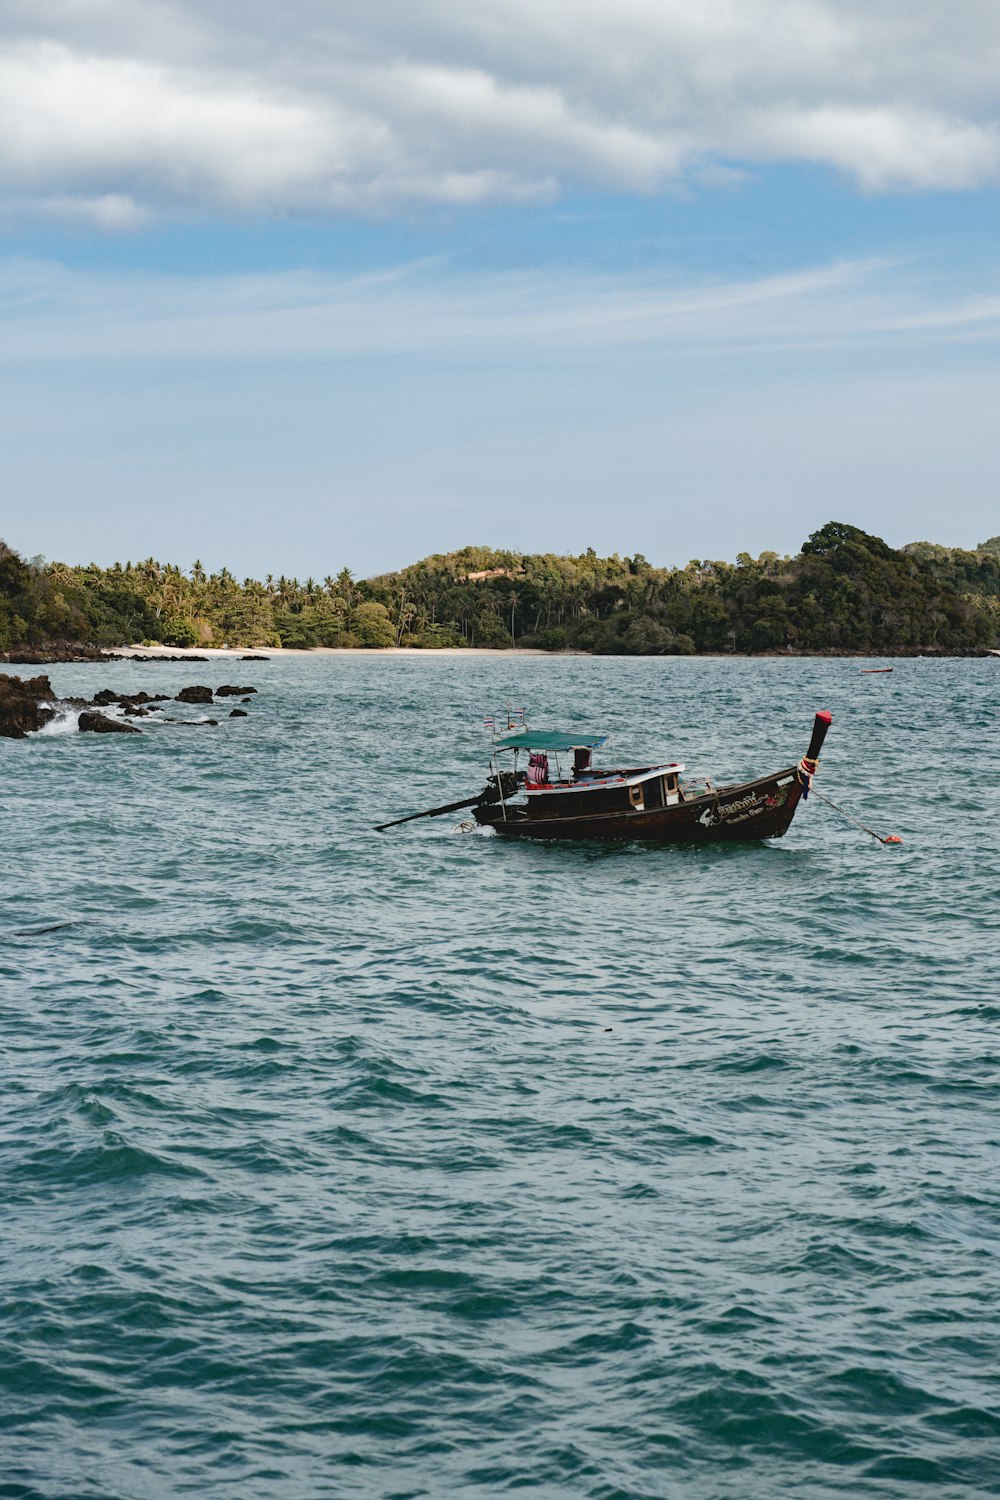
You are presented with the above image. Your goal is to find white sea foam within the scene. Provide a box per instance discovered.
[451,820,497,837]
[36,706,81,736]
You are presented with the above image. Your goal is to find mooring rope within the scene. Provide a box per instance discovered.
[808,787,903,846]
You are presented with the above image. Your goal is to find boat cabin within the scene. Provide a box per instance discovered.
[490,729,686,821]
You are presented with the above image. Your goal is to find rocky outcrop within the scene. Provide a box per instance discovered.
[2,673,250,738]
[241,655,269,661]
[0,673,56,737]
[215,684,257,696]
[78,711,141,734]
[0,642,122,664]
[92,689,170,708]
[130,653,209,662]
[229,708,248,717]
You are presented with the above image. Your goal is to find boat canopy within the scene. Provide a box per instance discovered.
[493,730,610,752]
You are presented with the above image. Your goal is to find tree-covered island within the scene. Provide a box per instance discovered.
[2,522,998,656]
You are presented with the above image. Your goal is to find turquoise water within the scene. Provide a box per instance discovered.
[2,655,998,1499]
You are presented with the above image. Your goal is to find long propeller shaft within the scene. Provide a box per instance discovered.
[374,792,484,832]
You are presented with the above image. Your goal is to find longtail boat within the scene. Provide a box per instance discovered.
[376,711,832,844]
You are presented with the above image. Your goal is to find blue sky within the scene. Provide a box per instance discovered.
[2,2,999,577]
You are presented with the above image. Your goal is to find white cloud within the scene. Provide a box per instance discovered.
[35,193,149,230]
[750,105,1000,192]
[2,250,999,571]
[0,41,389,209]
[2,2,1000,218]
[3,254,1000,367]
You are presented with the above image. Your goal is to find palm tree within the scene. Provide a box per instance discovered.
[337,567,355,608]
[395,595,415,645]
[508,589,520,647]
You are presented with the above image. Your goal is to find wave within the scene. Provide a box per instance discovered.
[4,654,999,1500]
[35,705,81,735]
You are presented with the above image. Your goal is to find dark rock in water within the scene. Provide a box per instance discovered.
[92,688,171,709]
[91,690,169,714]
[78,710,141,735]
[0,641,122,665]
[0,673,56,737]
[241,698,252,704]
[176,685,213,704]
[215,684,257,696]
[241,655,269,661]
[130,653,209,663]
[125,706,150,717]
[229,708,248,717]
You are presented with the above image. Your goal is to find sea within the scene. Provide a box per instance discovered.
[2,653,998,1500]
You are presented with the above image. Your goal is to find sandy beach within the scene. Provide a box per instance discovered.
[111,644,554,659]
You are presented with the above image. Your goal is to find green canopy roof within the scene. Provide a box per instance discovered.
[493,730,609,752]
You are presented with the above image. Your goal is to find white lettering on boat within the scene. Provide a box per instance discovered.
[696,784,788,829]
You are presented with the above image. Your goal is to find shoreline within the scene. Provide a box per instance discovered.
[4,643,993,665]
[110,644,555,659]
[104,644,995,661]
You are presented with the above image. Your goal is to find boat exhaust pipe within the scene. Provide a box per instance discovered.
[798,710,832,793]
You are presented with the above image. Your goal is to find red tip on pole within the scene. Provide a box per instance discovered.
[803,710,833,765]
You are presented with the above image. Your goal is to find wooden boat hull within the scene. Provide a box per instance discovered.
[376,711,831,845]
[476,766,806,843]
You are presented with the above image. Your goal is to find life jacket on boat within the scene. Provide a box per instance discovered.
[526,752,549,787]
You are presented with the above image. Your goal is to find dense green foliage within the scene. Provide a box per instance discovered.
[0,546,383,652]
[901,536,1000,634]
[365,523,999,653]
[2,523,998,654]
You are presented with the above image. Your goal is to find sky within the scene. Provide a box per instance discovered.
[2,1,999,577]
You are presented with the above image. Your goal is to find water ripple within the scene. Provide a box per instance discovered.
[2,656,999,1498]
